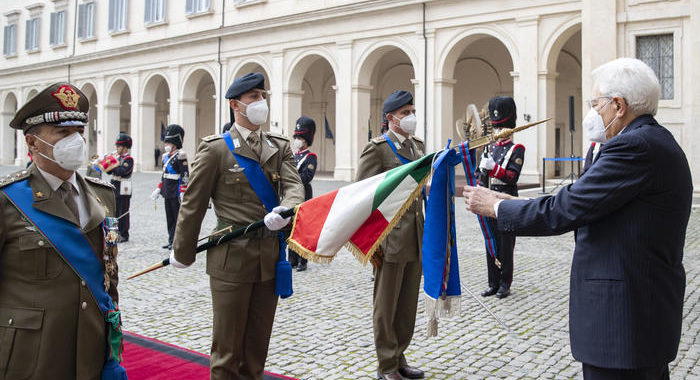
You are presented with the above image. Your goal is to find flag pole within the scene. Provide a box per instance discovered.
[127,208,297,280]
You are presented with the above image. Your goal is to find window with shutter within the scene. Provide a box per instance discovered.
[186,0,210,14]
[3,24,17,56]
[636,34,674,100]
[25,18,39,51]
[145,0,166,24]
[109,0,128,32]
[50,11,66,46]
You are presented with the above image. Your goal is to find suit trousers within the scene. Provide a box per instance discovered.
[484,217,515,289]
[115,195,131,239]
[373,259,421,372]
[209,277,278,380]
[164,197,180,245]
[582,363,669,380]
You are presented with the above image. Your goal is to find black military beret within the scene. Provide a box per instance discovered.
[116,132,132,148]
[382,90,414,115]
[10,82,89,132]
[225,72,265,100]
[164,124,185,149]
[294,116,316,146]
[488,96,517,129]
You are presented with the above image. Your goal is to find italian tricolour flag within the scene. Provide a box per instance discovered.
[288,153,434,264]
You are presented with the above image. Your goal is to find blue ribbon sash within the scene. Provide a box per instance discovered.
[1,179,127,380]
[382,133,412,164]
[459,142,499,265]
[221,132,293,298]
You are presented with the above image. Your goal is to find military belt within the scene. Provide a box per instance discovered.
[111,175,130,181]
[214,219,278,240]
[490,178,507,186]
[163,173,181,180]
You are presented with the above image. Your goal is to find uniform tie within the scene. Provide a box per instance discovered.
[247,132,262,158]
[58,181,79,221]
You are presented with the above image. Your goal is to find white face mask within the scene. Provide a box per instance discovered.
[393,113,417,135]
[35,132,87,171]
[238,99,269,126]
[582,100,617,143]
[164,144,172,153]
[293,138,305,152]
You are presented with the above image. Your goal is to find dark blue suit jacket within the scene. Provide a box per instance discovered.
[498,115,692,369]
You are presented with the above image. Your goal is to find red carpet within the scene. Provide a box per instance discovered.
[122,331,297,380]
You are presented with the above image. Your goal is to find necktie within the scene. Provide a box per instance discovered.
[247,133,262,158]
[58,181,80,222]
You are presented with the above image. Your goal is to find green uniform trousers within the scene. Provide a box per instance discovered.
[373,259,422,372]
[209,277,278,380]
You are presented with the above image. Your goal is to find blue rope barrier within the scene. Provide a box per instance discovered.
[543,157,584,162]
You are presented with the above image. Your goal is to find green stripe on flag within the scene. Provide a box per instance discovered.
[371,153,434,210]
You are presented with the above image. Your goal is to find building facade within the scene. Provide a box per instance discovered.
[1,0,698,186]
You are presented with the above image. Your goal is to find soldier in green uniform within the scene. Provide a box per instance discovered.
[356,90,426,380]
[170,72,304,380]
[0,83,123,379]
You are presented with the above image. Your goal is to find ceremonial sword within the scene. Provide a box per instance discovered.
[127,208,296,280]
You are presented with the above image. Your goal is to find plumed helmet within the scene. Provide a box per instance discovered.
[116,132,132,148]
[294,116,316,146]
[164,124,185,149]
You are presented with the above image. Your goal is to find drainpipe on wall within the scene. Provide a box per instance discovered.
[218,0,225,132]
[422,2,428,143]
[68,0,79,81]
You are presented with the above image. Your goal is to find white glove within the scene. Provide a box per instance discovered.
[264,206,291,231]
[479,153,496,171]
[150,187,161,200]
[169,250,189,269]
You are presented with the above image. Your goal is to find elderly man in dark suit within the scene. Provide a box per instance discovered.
[463,57,692,380]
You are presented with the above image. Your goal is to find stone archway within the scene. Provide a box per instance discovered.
[80,83,99,157]
[181,68,216,155]
[353,44,416,176]
[1,92,18,164]
[544,26,582,179]
[106,79,131,151]
[286,53,337,173]
[141,74,170,170]
[438,33,515,149]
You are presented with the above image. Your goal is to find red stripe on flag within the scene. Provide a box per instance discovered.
[290,190,338,252]
[349,209,389,256]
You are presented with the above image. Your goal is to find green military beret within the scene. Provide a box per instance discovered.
[10,82,89,132]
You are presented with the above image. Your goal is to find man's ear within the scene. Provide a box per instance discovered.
[230,99,239,113]
[614,96,626,116]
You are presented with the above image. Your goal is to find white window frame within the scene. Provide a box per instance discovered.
[50,10,66,47]
[145,0,166,25]
[25,17,40,52]
[234,0,267,8]
[628,25,682,109]
[78,2,96,41]
[3,24,17,56]
[109,0,129,34]
[185,0,211,15]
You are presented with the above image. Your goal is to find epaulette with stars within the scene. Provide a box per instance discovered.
[0,169,30,189]
[370,135,388,145]
[85,176,115,189]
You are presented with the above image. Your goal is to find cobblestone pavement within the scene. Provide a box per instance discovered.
[1,165,698,379]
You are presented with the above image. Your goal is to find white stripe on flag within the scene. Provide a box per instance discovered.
[315,172,387,256]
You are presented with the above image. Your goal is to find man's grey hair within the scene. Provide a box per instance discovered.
[592,57,661,116]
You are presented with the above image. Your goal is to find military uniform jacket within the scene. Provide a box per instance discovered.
[294,148,316,200]
[475,139,525,197]
[0,164,118,380]
[161,150,189,199]
[173,127,304,283]
[106,154,133,197]
[356,130,424,263]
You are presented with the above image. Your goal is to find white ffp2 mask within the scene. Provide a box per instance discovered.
[35,132,87,171]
